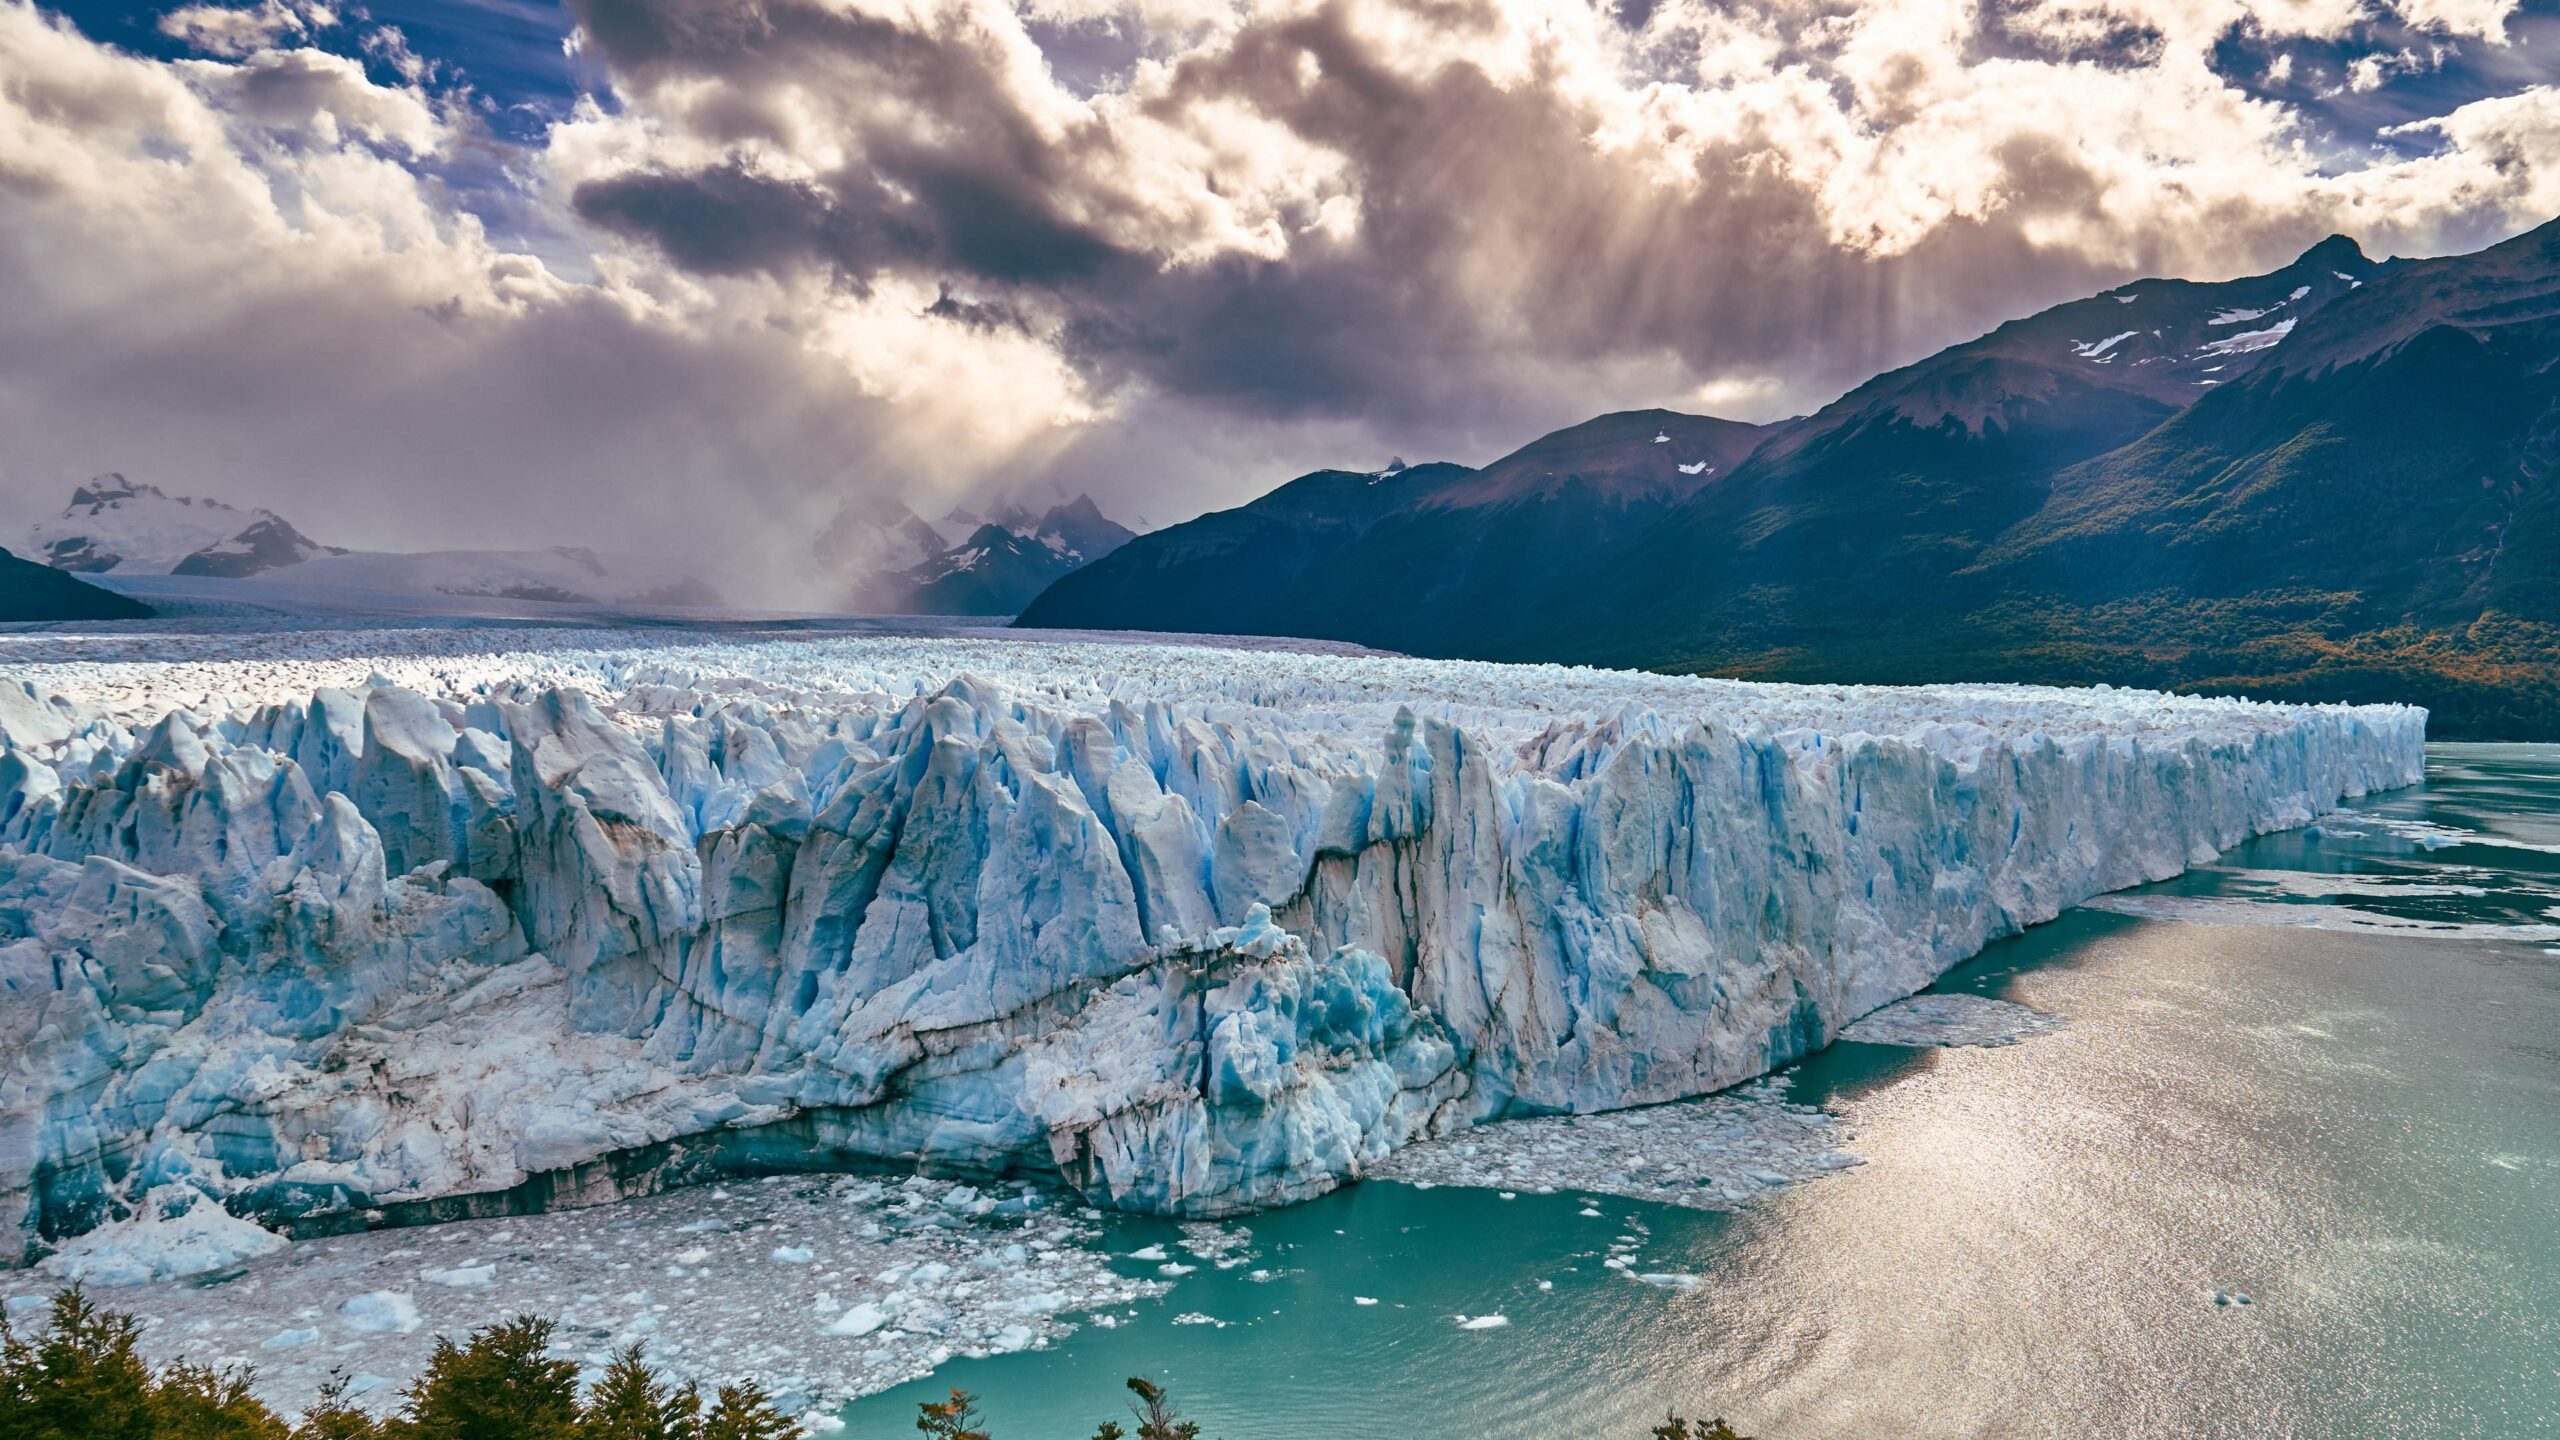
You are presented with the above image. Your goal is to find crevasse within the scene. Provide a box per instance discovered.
[0,629,2425,1260]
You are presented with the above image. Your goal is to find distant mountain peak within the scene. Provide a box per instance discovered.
[69,473,151,509]
[848,492,1134,616]
[20,473,330,578]
[2292,233,2374,271]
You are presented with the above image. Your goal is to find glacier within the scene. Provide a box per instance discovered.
[0,625,2424,1265]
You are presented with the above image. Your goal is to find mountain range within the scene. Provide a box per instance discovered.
[1020,224,2560,738]
[6,472,1140,621]
[824,493,1137,615]
[6,475,729,609]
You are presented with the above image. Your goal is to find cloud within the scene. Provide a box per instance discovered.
[547,0,2560,430]
[0,2,1089,602]
[6,0,2560,585]
[157,0,337,57]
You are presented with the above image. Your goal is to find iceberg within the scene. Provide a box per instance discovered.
[0,626,2423,1260]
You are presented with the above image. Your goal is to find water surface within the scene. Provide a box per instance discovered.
[844,744,2560,1438]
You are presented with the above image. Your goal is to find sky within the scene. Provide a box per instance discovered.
[7,0,2560,594]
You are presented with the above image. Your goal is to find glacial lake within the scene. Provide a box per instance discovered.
[840,743,2560,1439]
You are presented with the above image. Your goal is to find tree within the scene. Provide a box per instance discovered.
[390,1315,581,1440]
[1121,1378,1199,1440]
[698,1382,800,1440]
[293,1374,388,1440]
[579,1346,700,1440]
[145,1359,293,1440]
[915,1388,991,1440]
[0,1286,158,1440]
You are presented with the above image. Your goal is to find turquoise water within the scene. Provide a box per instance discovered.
[842,744,2560,1439]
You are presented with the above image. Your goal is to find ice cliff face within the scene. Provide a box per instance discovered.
[0,628,2425,1260]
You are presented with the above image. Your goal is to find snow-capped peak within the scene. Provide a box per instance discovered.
[17,474,329,577]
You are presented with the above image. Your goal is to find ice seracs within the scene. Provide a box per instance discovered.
[0,625,2422,1263]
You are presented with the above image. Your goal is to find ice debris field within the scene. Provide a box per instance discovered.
[0,624,2421,1311]
[17,1171,1162,1427]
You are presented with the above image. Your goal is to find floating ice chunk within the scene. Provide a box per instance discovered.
[801,1414,847,1436]
[1456,1314,1509,1329]
[261,1327,320,1349]
[672,1247,712,1266]
[1637,1273,1701,1289]
[1158,1262,1197,1276]
[827,1303,888,1338]
[1353,1296,1379,1306]
[1577,1208,1603,1218]
[1652,433,1669,443]
[339,1292,420,1334]
[1170,1312,1225,1327]
[37,1190,285,1287]
[1677,462,1709,475]
[772,1246,816,1265]
[1127,1245,1168,1262]
[421,1264,497,1288]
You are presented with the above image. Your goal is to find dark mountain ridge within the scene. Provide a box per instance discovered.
[0,547,152,622]
[1020,226,2560,737]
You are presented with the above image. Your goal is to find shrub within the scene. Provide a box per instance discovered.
[0,1288,1757,1440]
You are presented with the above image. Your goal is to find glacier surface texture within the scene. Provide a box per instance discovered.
[0,627,2424,1261]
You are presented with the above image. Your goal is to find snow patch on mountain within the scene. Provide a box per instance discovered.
[2196,317,2299,357]
[0,626,2421,1261]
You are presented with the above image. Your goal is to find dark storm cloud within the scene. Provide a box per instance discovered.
[17,0,2560,585]
[551,0,2166,435]
[573,161,922,276]
[557,0,1866,427]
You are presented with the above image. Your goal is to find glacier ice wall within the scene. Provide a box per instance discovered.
[0,628,2425,1258]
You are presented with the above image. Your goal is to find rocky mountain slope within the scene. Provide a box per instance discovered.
[0,547,151,621]
[852,494,1135,615]
[1022,229,2560,737]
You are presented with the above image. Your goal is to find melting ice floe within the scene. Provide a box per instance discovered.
[2,1173,1159,1419]
[0,625,2419,1258]
[2080,893,2560,942]
[2076,831,2560,942]
[1837,994,2063,1048]
[1369,1080,1861,1210]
